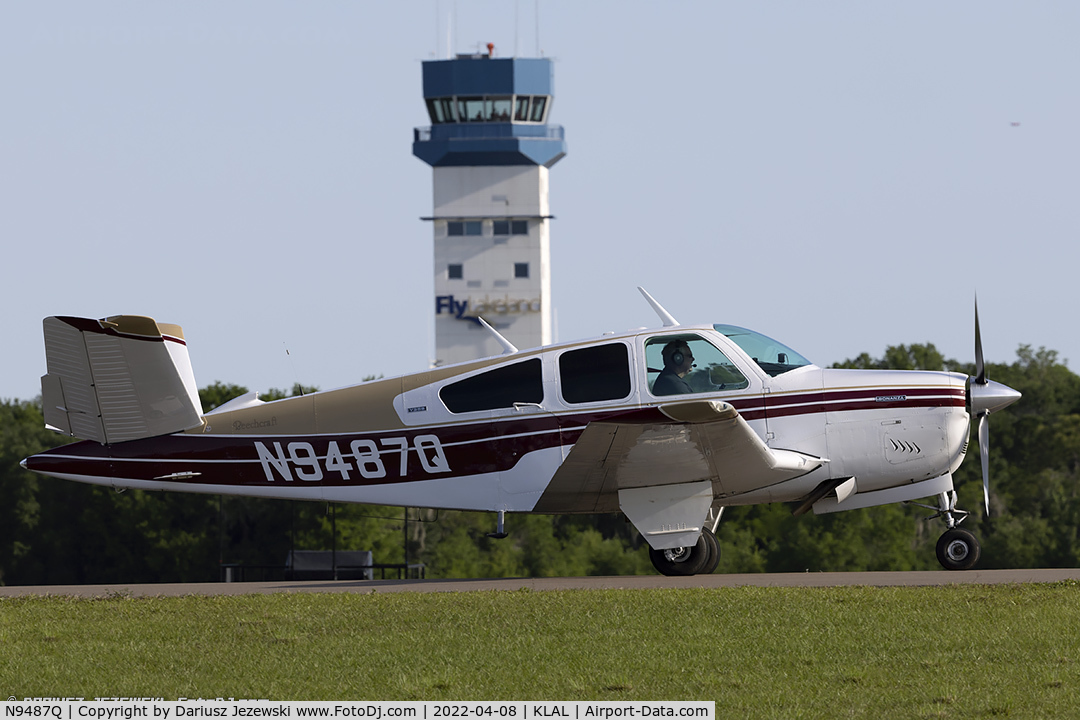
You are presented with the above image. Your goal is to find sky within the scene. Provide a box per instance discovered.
[2,2,1077,402]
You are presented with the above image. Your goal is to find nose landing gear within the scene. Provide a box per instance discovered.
[911,490,981,571]
[937,527,980,570]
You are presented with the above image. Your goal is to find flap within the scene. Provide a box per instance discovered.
[534,400,824,513]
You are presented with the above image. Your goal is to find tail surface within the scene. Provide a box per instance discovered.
[41,315,204,444]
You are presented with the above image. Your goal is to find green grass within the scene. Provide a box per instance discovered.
[2,584,1080,717]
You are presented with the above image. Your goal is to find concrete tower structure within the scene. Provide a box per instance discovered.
[413,48,566,366]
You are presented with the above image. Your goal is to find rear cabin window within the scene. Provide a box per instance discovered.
[440,359,543,413]
[559,344,632,404]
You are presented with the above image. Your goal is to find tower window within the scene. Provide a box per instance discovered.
[514,263,529,279]
[448,221,482,236]
[459,97,486,122]
[426,99,446,124]
[529,96,548,122]
[448,264,463,280]
[513,97,530,122]
[494,219,528,235]
[491,97,512,122]
[425,97,457,124]
[440,98,455,122]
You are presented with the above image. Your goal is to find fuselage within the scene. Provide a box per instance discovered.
[26,323,971,514]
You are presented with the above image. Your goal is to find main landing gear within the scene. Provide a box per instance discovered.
[648,507,724,576]
[912,490,981,571]
[649,528,722,576]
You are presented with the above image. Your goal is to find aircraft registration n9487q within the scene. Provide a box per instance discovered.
[22,288,1020,575]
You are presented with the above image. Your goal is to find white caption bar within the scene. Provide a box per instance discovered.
[2,702,714,720]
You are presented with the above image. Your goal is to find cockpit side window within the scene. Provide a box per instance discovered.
[645,334,749,396]
[559,343,631,404]
[440,359,543,413]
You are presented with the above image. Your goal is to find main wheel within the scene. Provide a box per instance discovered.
[936,528,981,571]
[700,528,721,575]
[649,533,711,576]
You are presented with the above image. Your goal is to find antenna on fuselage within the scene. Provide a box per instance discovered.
[477,316,519,354]
[283,341,304,396]
[638,286,680,327]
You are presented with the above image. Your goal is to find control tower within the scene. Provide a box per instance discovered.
[413,46,566,366]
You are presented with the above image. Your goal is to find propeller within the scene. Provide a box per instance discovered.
[968,298,1022,515]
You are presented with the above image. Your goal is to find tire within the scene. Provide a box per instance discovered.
[936,528,981,571]
[700,528,721,575]
[649,533,711,576]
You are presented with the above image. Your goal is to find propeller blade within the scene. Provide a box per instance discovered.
[968,297,1019,518]
[974,297,986,385]
[969,296,1022,416]
[979,411,990,515]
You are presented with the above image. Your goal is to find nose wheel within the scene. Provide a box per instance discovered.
[936,527,981,571]
[911,490,982,571]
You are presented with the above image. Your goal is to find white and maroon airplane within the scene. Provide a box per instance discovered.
[22,289,1020,574]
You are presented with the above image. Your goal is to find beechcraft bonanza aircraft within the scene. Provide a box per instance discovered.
[23,289,1021,574]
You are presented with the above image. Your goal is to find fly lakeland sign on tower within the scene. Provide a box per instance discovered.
[413,48,567,366]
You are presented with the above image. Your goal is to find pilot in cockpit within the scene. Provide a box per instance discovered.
[652,340,696,396]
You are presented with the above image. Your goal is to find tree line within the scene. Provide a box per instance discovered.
[1,343,1077,585]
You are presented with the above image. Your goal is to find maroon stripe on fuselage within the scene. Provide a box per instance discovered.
[28,408,651,489]
[768,386,964,407]
[27,386,963,488]
[764,387,965,419]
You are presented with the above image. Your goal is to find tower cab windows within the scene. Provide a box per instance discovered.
[426,98,455,124]
[528,96,548,122]
[491,97,512,121]
[426,95,551,124]
[513,97,530,121]
[458,97,486,122]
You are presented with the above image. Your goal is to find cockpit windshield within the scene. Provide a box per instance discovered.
[713,324,812,377]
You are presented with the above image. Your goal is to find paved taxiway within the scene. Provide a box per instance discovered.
[2,568,1079,598]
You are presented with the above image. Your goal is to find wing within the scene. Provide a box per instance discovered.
[40,316,204,444]
[534,399,824,549]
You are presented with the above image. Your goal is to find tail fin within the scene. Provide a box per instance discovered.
[41,315,205,444]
